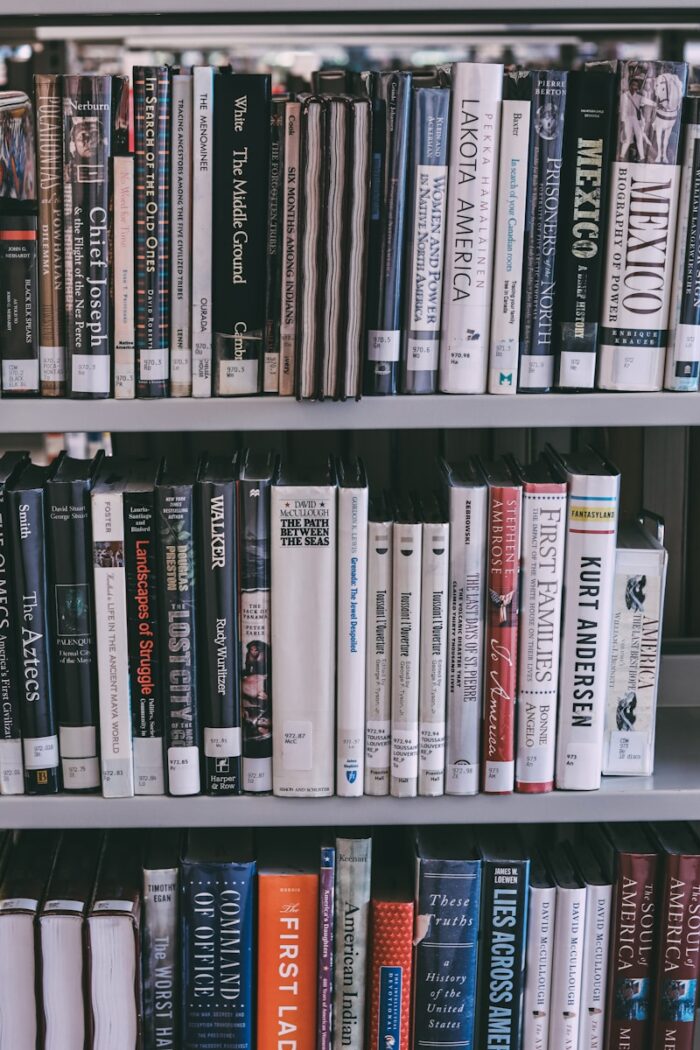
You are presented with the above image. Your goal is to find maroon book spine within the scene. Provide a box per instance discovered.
[605,849,660,1050]
[650,854,700,1050]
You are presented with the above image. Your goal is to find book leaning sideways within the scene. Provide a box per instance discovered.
[598,60,688,391]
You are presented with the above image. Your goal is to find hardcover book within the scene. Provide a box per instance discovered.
[522,848,556,1050]
[113,153,136,398]
[317,843,336,1050]
[191,65,215,398]
[332,833,371,1050]
[0,451,28,795]
[547,842,587,1050]
[34,73,65,396]
[364,492,394,795]
[367,837,414,1050]
[279,99,301,397]
[577,832,614,1050]
[170,70,193,397]
[418,493,449,795]
[391,494,422,798]
[295,94,326,400]
[320,95,350,400]
[342,97,371,400]
[143,830,180,1050]
[263,97,285,394]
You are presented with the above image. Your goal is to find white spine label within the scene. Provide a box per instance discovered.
[367,330,400,362]
[71,354,110,395]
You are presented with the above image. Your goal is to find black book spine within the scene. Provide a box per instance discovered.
[213,72,271,396]
[7,487,60,793]
[197,477,240,794]
[0,212,39,396]
[156,480,200,795]
[554,70,615,390]
[518,69,568,393]
[263,98,286,394]
[238,473,273,793]
[46,476,99,790]
[134,66,171,399]
[364,70,412,396]
[62,74,112,398]
[124,488,164,794]
[0,475,24,794]
[666,96,700,391]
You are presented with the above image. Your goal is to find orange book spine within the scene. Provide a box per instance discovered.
[368,898,415,1050]
[257,871,319,1050]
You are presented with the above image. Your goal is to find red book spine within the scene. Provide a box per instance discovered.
[650,853,700,1050]
[367,898,414,1050]
[605,851,660,1050]
[482,481,522,794]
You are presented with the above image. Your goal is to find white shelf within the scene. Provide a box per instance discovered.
[0,708,693,827]
[6,0,700,14]
[0,392,698,432]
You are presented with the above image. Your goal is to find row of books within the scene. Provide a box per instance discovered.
[2,821,699,1050]
[0,443,665,800]
[2,57,700,400]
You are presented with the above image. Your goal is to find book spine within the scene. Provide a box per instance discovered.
[92,489,134,796]
[555,471,619,790]
[238,473,273,794]
[413,857,481,1050]
[578,880,612,1050]
[445,483,487,796]
[344,99,371,399]
[364,517,393,796]
[271,484,336,797]
[213,74,270,396]
[599,60,687,391]
[157,482,200,795]
[0,481,23,794]
[650,853,700,1050]
[321,98,347,401]
[418,519,449,795]
[134,66,171,398]
[296,97,324,401]
[401,87,450,394]
[548,884,587,1050]
[522,883,556,1050]
[0,214,39,396]
[113,155,136,399]
[364,71,412,396]
[46,478,100,791]
[263,99,285,394]
[555,71,615,390]
[279,100,301,397]
[124,489,165,794]
[7,487,59,794]
[257,872,318,1050]
[515,484,566,793]
[665,99,700,391]
[182,859,256,1049]
[390,518,422,798]
[518,70,567,392]
[191,66,214,398]
[198,477,240,794]
[170,73,193,397]
[62,75,112,398]
[367,899,414,1050]
[332,837,371,1050]
[489,91,532,394]
[482,482,522,794]
[603,547,666,776]
[477,858,530,1050]
[142,865,178,1050]
[336,484,369,796]
[317,846,336,1050]
[439,63,503,394]
[605,850,660,1050]
[34,73,65,396]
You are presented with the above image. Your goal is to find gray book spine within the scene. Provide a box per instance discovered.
[332,837,371,1050]
[142,865,179,1050]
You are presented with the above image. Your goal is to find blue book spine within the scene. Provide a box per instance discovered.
[476,857,530,1050]
[413,856,482,1050]
[181,858,256,1050]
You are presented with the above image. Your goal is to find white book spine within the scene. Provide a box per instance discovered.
[548,884,587,1050]
[271,483,336,796]
[418,519,449,796]
[439,63,503,393]
[336,484,369,796]
[364,517,393,796]
[522,883,556,1050]
[279,101,301,397]
[603,545,667,776]
[113,155,135,399]
[555,471,619,790]
[170,74,193,397]
[191,66,213,398]
[577,881,612,1050]
[390,518,422,798]
[92,490,134,797]
[445,483,487,795]
[488,98,531,394]
[515,486,567,792]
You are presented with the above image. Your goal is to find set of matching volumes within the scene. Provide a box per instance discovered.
[2,59,700,398]
[0,821,698,1050]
